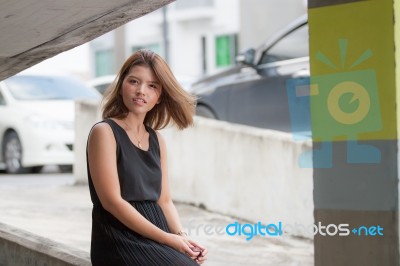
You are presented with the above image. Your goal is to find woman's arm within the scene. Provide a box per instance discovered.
[155,132,184,235]
[88,123,198,256]
[156,132,208,264]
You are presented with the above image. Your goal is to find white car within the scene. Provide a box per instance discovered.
[0,74,101,174]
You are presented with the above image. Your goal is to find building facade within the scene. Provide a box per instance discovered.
[89,0,306,80]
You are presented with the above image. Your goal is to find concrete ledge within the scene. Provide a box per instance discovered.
[0,222,90,266]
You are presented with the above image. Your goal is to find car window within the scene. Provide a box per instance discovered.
[0,91,5,105]
[259,24,309,65]
[4,75,100,101]
[94,83,111,95]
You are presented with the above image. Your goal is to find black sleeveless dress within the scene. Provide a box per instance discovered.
[87,119,198,266]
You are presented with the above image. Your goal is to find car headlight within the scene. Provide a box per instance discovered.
[24,114,73,130]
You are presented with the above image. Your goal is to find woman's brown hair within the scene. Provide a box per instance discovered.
[102,49,196,130]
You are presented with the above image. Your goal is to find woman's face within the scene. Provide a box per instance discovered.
[120,65,162,116]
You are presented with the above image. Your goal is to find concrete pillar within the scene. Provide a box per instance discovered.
[308,0,399,265]
[114,25,126,73]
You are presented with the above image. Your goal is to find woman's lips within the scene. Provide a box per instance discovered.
[132,97,146,104]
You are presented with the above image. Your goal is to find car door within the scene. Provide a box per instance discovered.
[226,24,309,132]
[0,87,14,165]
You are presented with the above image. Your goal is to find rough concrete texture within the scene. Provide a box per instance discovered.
[0,0,173,81]
[0,222,90,266]
[0,174,313,265]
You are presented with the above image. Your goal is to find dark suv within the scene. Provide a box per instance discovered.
[191,15,308,132]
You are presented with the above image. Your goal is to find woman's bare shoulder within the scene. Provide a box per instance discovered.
[89,121,115,142]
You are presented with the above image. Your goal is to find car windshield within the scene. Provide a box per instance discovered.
[259,24,309,64]
[4,75,100,101]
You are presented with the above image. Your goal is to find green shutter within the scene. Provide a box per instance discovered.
[95,50,114,77]
[216,35,231,67]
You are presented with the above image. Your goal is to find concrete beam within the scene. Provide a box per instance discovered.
[0,0,174,81]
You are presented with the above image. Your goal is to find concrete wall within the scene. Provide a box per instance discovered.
[74,100,102,185]
[0,222,90,266]
[162,118,313,237]
[74,102,313,238]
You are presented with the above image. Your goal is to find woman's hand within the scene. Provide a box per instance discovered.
[165,233,201,258]
[164,234,208,264]
[187,239,208,265]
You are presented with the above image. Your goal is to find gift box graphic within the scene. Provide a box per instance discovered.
[286,40,382,168]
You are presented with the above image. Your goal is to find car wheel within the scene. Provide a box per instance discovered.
[2,131,26,174]
[196,105,216,119]
[30,166,44,173]
[59,165,73,173]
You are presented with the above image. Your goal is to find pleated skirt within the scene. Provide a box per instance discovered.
[90,201,199,266]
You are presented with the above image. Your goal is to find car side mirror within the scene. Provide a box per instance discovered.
[236,48,255,66]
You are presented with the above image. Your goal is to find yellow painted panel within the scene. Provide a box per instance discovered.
[308,0,395,141]
[395,0,400,140]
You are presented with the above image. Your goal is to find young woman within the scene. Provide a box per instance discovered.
[87,49,207,265]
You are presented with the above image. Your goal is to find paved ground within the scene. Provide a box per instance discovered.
[0,172,313,266]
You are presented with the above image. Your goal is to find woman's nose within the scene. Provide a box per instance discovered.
[136,84,145,94]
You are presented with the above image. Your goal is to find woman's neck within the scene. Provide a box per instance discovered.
[123,114,145,132]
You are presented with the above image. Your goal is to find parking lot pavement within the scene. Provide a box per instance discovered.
[0,173,313,265]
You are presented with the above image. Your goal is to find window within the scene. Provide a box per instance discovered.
[259,24,309,64]
[95,49,114,77]
[215,34,238,68]
[176,0,213,9]
[132,43,161,55]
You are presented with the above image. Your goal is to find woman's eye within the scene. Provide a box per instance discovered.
[129,79,138,84]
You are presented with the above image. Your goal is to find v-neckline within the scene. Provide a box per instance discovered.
[109,118,151,152]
